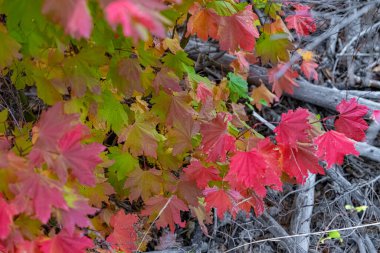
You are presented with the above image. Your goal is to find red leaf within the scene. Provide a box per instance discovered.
[39,230,93,253]
[203,187,242,219]
[0,194,16,240]
[107,211,139,253]
[301,60,318,81]
[200,113,235,162]
[280,142,324,183]
[285,4,316,36]
[105,0,166,41]
[183,160,221,189]
[335,98,369,141]
[141,195,188,232]
[257,138,283,191]
[217,5,259,52]
[314,130,359,168]
[226,149,269,197]
[268,64,299,97]
[274,108,311,147]
[186,3,219,41]
[10,172,67,223]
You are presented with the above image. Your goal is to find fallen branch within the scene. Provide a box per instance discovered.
[290,174,316,253]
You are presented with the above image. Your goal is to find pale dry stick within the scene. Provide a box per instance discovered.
[225,221,380,253]
[290,174,316,253]
[136,196,173,252]
[332,20,380,77]
[274,1,380,80]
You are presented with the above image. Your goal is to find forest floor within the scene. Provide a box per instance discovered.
[142,1,380,252]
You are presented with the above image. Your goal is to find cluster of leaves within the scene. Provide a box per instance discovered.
[0,0,377,252]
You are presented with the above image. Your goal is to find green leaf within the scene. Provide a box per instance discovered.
[206,1,247,16]
[108,147,139,181]
[34,76,62,105]
[98,90,129,135]
[256,33,292,65]
[227,73,249,102]
[162,51,193,77]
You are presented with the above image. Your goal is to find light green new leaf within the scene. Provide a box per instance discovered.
[227,72,249,102]
[98,90,129,135]
[108,147,139,181]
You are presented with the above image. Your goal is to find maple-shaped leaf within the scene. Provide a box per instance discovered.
[104,0,167,41]
[98,90,129,135]
[175,175,202,206]
[53,125,106,186]
[183,160,221,189]
[314,130,359,168]
[217,5,259,52]
[227,72,250,102]
[58,197,97,235]
[0,24,21,68]
[162,51,194,77]
[42,0,93,38]
[110,58,144,97]
[200,113,236,162]
[196,82,213,103]
[10,171,68,223]
[186,3,219,41]
[285,4,316,36]
[256,33,292,65]
[301,60,318,81]
[108,147,139,181]
[152,68,181,94]
[251,84,279,110]
[119,113,161,158]
[268,63,299,97]
[141,195,188,232]
[31,102,78,151]
[203,187,242,219]
[274,108,311,147]
[257,138,283,191]
[151,90,195,127]
[39,230,93,253]
[335,98,369,141]
[107,210,139,253]
[167,115,199,155]
[0,194,16,240]
[226,149,269,197]
[124,168,163,201]
[280,142,324,184]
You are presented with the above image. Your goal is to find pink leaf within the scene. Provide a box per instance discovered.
[105,0,166,41]
[39,230,93,253]
[0,194,16,240]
